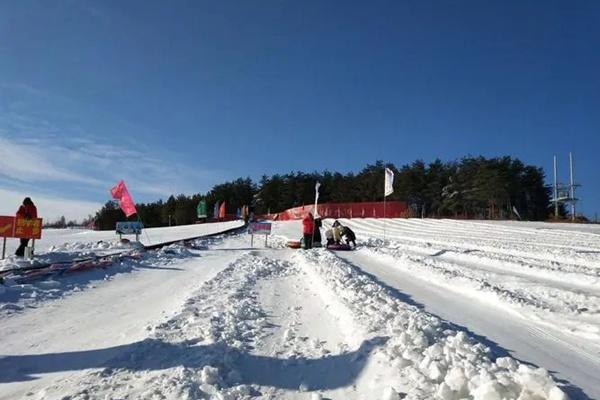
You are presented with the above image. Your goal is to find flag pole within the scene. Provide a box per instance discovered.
[137,213,152,245]
[383,192,387,240]
[310,207,315,248]
[383,166,394,241]
[311,182,320,248]
[383,165,387,240]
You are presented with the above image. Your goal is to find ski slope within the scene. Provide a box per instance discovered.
[273,218,600,399]
[1,219,598,399]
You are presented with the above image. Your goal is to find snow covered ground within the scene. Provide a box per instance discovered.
[1,219,598,399]
[276,218,600,399]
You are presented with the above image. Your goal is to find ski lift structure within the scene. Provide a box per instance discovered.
[550,152,580,221]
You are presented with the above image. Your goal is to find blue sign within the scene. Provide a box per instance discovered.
[116,221,144,235]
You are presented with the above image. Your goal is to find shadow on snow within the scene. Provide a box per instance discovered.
[0,336,389,391]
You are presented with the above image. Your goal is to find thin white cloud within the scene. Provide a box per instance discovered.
[0,188,101,222]
[0,134,222,201]
[0,136,96,184]
[0,83,226,212]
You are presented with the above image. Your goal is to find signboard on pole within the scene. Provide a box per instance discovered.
[116,221,144,235]
[248,222,271,247]
[1,215,44,259]
[0,216,15,238]
[14,218,43,239]
[249,222,272,235]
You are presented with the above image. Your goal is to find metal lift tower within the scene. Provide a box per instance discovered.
[551,152,580,221]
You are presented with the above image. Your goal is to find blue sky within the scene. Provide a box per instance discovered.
[1,0,599,221]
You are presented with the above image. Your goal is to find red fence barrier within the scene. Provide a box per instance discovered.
[261,201,408,221]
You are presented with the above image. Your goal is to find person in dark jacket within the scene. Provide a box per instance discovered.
[341,225,356,248]
[302,212,314,249]
[313,217,323,247]
[15,197,37,257]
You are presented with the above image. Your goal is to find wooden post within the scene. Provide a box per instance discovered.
[31,239,35,257]
[250,233,254,247]
[2,237,6,260]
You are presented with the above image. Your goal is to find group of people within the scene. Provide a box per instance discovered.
[301,213,356,250]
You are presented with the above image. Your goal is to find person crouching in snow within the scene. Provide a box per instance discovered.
[332,220,343,245]
[341,225,357,248]
[302,212,315,249]
[15,197,37,257]
[325,228,335,247]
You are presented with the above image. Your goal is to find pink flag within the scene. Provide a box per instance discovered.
[110,180,137,217]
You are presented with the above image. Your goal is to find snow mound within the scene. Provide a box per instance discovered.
[47,239,137,253]
[294,249,568,399]
[157,243,195,258]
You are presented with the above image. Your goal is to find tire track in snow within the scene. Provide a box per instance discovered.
[360,243,600,345]
[21,247,387,399]
[333,249,599,400]
[387,219,600,248]
[293,249,568,400]
[341,219,600,269]
[337,219,600,278]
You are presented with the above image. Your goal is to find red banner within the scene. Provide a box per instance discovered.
[266,201,409,221]
[0,216,43,239]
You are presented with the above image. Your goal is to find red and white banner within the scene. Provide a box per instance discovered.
[384,168,394,197]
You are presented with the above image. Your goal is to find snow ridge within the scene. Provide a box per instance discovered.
[294,249,568,400]
[30,252,294,400]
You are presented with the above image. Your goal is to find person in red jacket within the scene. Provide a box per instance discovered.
[15,197,37,257]
[302,212,315,249]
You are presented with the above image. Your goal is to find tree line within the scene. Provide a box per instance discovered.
[93,156,559,230]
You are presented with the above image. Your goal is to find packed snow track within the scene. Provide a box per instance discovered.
[1,219,598,399]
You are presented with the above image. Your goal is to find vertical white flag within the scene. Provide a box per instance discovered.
[314,181,321,216]
[384,168,394,197]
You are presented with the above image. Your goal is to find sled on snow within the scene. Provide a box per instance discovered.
[286,240,302,249]
[326,243,353,251]
[286,239,324,249]
[286,239,352,251]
